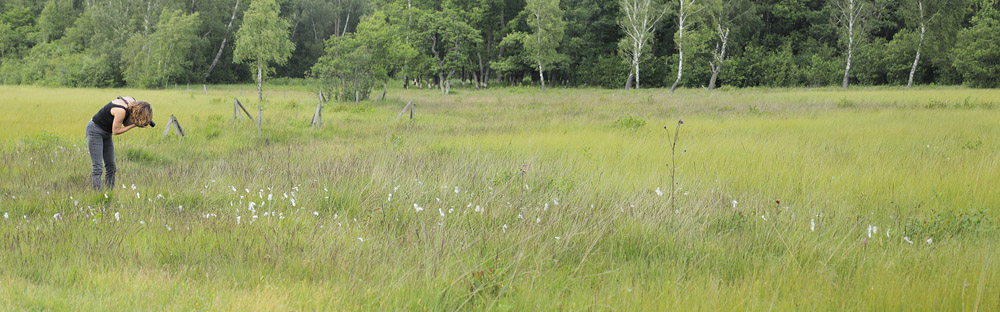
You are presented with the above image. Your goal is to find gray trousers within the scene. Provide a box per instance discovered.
[86,121,115,191]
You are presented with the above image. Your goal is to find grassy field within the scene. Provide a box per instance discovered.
[0,84,998,310]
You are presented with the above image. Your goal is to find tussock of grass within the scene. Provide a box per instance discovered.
[0,84,998,310]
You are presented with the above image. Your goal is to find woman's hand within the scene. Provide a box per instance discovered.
[110,107,137,135]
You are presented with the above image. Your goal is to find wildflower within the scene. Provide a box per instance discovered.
[732,200,738,208]
[53,213,61,220]
[114,212,120,221]
[655,188,663,196]
[131,184,136,190]
[140,220,146,225]
[136,193,140,199]
[4,212,8,220]
[358,237,364,242]
[439,208,445,217]
[413,203,423,212]
[555,236,561,240]
[926,238,933,244]
[867,225,873,238]
[290,198,296,207]
[502,224,508,233]
[553,198,559,205]
[388,193,392,201]
[904,236,914,244]
[761,215,767,221]
[810,219,815,232]
[678,119,684,125]
[237,216,241,224]
[683,191,689,196]
[313,211,319,216]
[475,205,482,213]
[267,194,273,201]
[454,186,460,194]
[544,203,549,211]
[231,186,236,192]
[166,224,172,231]
[157,194,164,199]
[536,218,541,224]
[863,237,868,248]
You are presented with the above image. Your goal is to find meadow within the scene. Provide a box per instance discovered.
[0,84,998,310]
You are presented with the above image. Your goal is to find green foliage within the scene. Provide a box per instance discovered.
[123,10,202,88]
[521,0,566,89]
[952,7,1000,88]
[234,0,295,98]
[312,10,417,101]
[613,115,646,130]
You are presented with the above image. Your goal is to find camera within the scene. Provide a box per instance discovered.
[150,121,157,128]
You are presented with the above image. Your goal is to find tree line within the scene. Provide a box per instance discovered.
[1,0,998,99]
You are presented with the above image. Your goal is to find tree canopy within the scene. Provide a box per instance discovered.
[1,0,998,90]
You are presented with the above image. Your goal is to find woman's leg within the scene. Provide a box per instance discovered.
[86,123,105,191]
[103,133,116,190]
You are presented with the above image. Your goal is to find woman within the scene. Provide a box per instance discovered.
[86,96,153,191]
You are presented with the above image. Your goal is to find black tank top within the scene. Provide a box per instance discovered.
[91,102,130,133]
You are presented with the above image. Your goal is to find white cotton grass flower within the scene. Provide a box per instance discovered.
[136,193,140,199]
[810,219,815,232]
[536,218,541,224]
[439,208,445,217]
[131,184,136,190]
[732,200,738,208]
[761,215,767,221]
[926,238,933,244]
[166,224,172,231]
[655,188,663,196]
[904,237,914,244]
[413,203,423,212]
[4,212,8,220]
[290,198,296,207]
[502,224,507,233]
[555,236,561,240]
[358,237,364,242]
[388,193,392,201]
[231,186,237,192]
[867,225,873,238]
[313,211,319,216]
[53,213,61,220]
[454,186,460,194]
[139,220,146,225]
[553,198,559,205]
[114,212,120,221]
[237,216,241,224]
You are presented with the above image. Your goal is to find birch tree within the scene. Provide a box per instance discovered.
[831,0,876,89]
[234,0,294,101]
[618,0,666,90]
[705,0,750,90]
[524,0,566,91]
[669,0,698,95]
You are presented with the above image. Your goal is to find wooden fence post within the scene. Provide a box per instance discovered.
[163,115,185,137]
[234,98,253,121]
[396,100,415,121]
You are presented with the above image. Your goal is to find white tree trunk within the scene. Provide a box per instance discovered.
[538,62,546,91]
[907,1,924,88]
[670,0,689,95]
[708,27,728,90]
[257,62,263,101]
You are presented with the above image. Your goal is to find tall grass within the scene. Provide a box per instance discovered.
[0,84,997,310]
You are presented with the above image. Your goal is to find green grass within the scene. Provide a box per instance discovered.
[0,84,998,310]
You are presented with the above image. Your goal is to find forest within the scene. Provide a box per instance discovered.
[1,0,998,97]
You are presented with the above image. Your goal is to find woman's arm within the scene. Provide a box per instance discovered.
[110,107,139,135]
